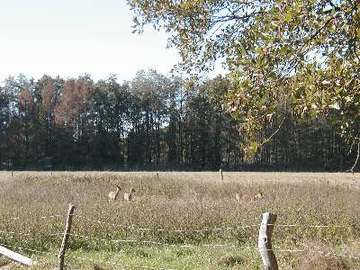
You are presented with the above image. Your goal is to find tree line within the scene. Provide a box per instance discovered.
[0,71,356,171]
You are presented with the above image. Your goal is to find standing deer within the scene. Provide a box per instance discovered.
[124,188,136,201]
[108,185,121,202]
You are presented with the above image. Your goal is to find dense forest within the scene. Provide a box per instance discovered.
[0,71,356,171]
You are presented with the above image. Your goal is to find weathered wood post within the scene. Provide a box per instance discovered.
[258,212,278,270]
[58,204,75,270]
[219,169,223,181]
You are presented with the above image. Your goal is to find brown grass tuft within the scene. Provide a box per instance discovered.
[298,242,349,270]
[218,255,243,267]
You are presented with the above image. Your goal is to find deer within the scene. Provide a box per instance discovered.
[254,191,263,200]
[108,185,121,202]
[123,188,136,202]
[235,191,263,202]
[235,192,241,202]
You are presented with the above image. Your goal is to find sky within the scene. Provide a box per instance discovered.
[0,0,182,83]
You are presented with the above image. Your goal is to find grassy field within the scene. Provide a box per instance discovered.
[0,171,359,269]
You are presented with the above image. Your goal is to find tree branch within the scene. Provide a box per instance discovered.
[349,142,360,173]
[261,117,286,146]
[212,11,264,24]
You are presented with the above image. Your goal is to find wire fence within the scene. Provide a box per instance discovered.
[2,214,355,232]
[1,211,360,269]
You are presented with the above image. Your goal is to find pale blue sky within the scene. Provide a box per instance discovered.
[0,0,181,82]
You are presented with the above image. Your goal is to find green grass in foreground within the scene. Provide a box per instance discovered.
[0,245,295,270]
[4,243,360,270]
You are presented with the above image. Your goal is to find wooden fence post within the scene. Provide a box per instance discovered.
[258,212,278,270]
[58,204,75,270]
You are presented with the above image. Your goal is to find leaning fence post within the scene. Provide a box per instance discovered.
[258,212,278,270]
[58,204,75,270]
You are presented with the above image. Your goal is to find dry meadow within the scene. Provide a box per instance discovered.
[0,171,359,269]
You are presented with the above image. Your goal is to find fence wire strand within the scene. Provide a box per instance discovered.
[0,230,64,240]
[75,215,352,233]
[3,214,63,222]
[68,232,239,249]
[69,253,177,270]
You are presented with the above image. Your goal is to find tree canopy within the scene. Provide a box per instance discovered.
[128,0,360,170]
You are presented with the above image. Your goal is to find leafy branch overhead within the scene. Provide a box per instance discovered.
[129,0,360,167]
